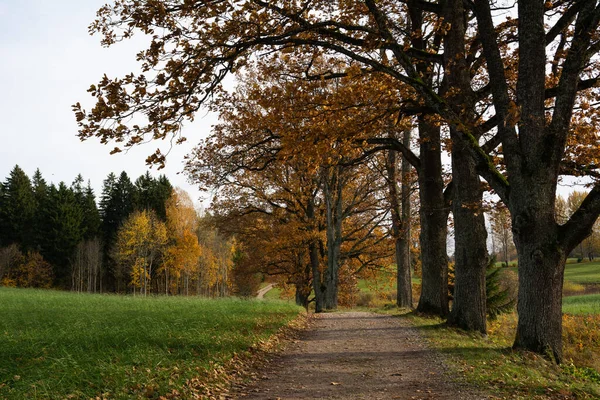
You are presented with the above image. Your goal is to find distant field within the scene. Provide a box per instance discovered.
[502,261,600,285]
[564,262,600,284]
[0,288,301,399]
[263,285,285,300]
[563,293,600,315]
[358,269,421,294]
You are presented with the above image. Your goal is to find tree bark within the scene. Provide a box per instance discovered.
[445,0,489,334]
[400,130,413,305]
[324,167,343,310]
[416,120,449,317]
[448,135,488,333]
[386,145,412,308]
[511,181,566,361]
[307,196,324,313]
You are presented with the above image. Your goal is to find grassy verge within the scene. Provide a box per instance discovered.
[0,287,302,399]
[565,262,600,284]
[397,311,600,399]
[263,285,285,300]
[563,294,600,315]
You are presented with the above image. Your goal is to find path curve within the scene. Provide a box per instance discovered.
[256,283,275,299]
[236,312,487,399]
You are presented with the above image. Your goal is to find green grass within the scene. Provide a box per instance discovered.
[501,261,600,285]
[0,288,301,399]
[563,294,600,315]
[564,262,600,284]
[263,285,285,300]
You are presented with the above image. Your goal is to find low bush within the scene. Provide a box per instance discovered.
[356,292,374,308]
[563,313,600,373]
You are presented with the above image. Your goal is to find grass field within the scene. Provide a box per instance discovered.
[0,288,301,399]
[564,262,600,284]
[503,261,600,285]
[563,293,600,314]
[263,285,284,300]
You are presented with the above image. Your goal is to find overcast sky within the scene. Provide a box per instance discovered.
[0,0,216,205]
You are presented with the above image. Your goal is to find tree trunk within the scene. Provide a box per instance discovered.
[511,183,566,362]
[307,197,324,313]
[310,240,324,312]
[445,0,488,334]
[324,167,343,310]
[399,130,413,307]
[447,133,488,333]
[416,121,449,317]
[386,145,412,308]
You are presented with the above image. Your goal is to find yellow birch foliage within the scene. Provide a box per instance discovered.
[164,188,202,294]
[116,209,167,293]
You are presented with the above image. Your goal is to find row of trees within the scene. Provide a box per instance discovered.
[75,0,600,362]
[0,166,234,295]
[0,166,104,287]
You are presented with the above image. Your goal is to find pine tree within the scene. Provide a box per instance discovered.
[152,175,173,221]
[31,169,49,250]
[132,172,173,221]
[99,172,118,245]
[133,172,154,213]
[42,182,84,287]
[486,256,516,320]
[0,165,35,249]
[99,172,135,291]
[100,172,135,245]
[82,182,101,240]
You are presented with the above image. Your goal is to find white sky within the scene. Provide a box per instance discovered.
[0,0,216,205]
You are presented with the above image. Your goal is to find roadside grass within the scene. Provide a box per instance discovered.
[563,293,600,314]
[564,262,600,284]
[503,261,600,285]
[0,287,301,399]
[502,262,600,296]
[263,285,285,300]
[403,311,600,399]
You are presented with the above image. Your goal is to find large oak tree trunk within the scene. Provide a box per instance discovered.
[399,130,413,307]
[445,0,488,333]
[307,196,325,312]
[309,240,324,313]
[511,183,566,361]
[448,135,488,333]
[416,121,449,317]
[324,167,343,310]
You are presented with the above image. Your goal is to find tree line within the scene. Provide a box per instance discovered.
[74,0,600,362]
[0,166,234,296]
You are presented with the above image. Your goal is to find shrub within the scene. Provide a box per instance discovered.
[338,266,360,307]
[356,292,374,308]
[487,256,517,319]
[16,251,53,288]
[0,249,53,289]
[563,314,600,373]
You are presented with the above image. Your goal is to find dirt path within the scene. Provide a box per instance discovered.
[256,284,275,299]
[236,312,487,399]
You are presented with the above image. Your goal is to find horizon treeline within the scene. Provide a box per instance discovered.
[0,165,234,295]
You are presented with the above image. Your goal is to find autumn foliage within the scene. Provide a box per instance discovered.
[113,188,236,297]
